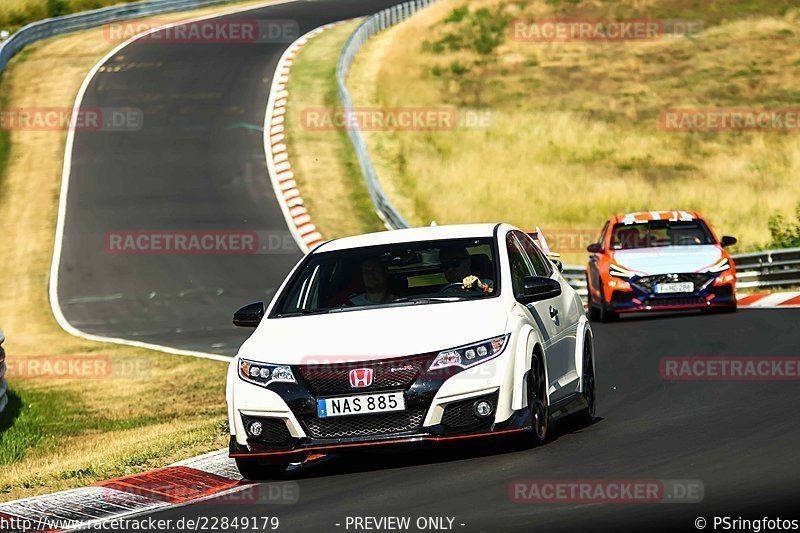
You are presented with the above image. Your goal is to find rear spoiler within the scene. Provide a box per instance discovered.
[527,227,561,260]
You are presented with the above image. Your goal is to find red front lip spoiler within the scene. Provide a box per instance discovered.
[230,428,527,459]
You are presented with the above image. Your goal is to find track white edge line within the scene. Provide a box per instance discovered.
[47,0,300,363]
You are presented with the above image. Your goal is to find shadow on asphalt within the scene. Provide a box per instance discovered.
[281,417,605,480]
[591,307,736,325]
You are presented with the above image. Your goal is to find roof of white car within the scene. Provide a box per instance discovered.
[315,224,503,252]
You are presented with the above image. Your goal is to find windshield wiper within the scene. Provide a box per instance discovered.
[276,308,331,318]
[391,296,464,304]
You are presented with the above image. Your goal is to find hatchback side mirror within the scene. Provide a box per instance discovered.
[587,242,603,253]
[720,235,737,247]
[517,276,562,304]
[233,302,265,327]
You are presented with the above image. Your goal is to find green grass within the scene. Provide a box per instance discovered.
[283,20,384,239]
[0,0,138,32]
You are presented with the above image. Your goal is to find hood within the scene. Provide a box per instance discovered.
[612,245,723,276]
[237,298,510,365]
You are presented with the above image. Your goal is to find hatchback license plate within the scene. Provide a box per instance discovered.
[317,391,405,418]
[655,282,694,294]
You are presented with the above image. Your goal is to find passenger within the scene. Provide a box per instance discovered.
[349,258,397,305]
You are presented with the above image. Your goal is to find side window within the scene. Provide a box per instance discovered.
[516,231,552,277]
[506,233,534,297]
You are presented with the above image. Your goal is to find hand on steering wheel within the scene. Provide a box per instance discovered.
[439,276,486,293]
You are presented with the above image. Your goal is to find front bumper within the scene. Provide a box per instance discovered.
[229,347,526,461]
[607,273,736,313]
[229,410,529,462]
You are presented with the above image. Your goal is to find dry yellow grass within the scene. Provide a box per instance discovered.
[0,0,277,501]
[284,19,383,239]
[347,0,800,263]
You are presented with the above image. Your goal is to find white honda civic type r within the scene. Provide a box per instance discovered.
[226,223,595,479]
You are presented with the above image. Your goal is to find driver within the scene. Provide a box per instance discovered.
[439,246,493,293]
[349,258,396,305]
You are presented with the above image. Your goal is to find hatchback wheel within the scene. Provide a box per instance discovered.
[527,354,551,446]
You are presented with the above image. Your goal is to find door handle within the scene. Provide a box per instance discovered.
[549,306,559,320]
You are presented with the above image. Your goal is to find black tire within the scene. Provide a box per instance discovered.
[598,303,618,323]
[527,352,551,446]
[235,457,287,480]
[564,335,596,428]
[703,303,737,315]
[587,276,616,322]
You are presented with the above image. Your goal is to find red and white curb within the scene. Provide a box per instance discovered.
[737,292,800,308]
[264,21,345,253]
[0,450,247,532]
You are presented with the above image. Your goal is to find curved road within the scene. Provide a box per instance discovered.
[143,309,800,532]
[57,0,406,355]
[55,0,800,530]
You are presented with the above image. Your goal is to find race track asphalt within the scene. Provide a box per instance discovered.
[54,0,800,530]
[56,0,406,355]
[136,309,800,532]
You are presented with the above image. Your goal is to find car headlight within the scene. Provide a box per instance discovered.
[609,263,637,279]
[238,358,296,387]
[429,334,510,371]
[705,258,731,273]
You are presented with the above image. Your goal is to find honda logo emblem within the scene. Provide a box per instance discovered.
[349,368,373,388]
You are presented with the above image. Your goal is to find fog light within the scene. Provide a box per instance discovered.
[474,400,493,418]
[248,420,263,437]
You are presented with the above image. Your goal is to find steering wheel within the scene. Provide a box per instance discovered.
[439,282,482,293]
[439,282,465,293]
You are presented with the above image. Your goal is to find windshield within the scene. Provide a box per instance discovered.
[271,238,498,317]
[611,220,716,250]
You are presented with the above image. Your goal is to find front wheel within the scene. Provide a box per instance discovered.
[527,354,551,446]
[235,457,287,480]
[598,303,618,323]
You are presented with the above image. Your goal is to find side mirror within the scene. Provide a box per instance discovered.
[233,302,265,328]
[518,276,562,304]
[720,235,737,247]
[587,242,603,254]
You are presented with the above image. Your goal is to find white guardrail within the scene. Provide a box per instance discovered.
[337,3,800,296]
[0,330,7,416]
[337,0,439,231]
[0,0,242,74]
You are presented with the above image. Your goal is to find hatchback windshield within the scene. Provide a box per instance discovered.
[611,220,716,250]
[271,238,498,317]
